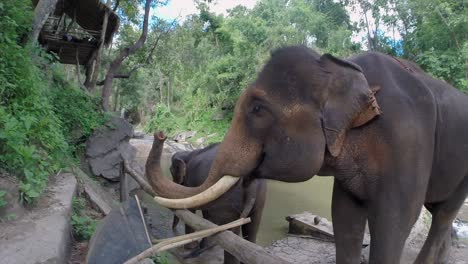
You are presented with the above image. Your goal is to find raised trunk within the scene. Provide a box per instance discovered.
[146,132,226,199]
[147,91,263,208]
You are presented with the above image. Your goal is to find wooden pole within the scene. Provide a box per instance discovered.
[122,159,290,264]
[124,217,251,264]
[174,210,290,264]
[122,158,156,196]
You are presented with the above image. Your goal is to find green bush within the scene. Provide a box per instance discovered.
[145,104,182,135]
[71,197,98,241]
[151,253,170,264]
[144,90,230,144]
[0,191,6,208]
[49,67,106,153]
[0,0,105,203]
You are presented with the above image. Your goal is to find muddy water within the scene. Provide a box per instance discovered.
[256,177,333,246]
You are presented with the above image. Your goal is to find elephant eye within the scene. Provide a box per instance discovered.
[252,105,262,113]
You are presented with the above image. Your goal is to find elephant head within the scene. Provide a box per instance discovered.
[147,46,381,209]
[170,155,188,185]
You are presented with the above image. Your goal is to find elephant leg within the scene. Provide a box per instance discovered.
[367,187,423,264]
[332,180,367,264]
[415,176,468,264]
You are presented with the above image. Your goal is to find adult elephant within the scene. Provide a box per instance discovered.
[146,46,468,264]
[169,143,267,264]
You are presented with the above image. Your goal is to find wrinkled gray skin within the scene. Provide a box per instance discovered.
[170,144,267,264]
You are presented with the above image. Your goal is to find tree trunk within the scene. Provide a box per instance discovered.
[84,49,98,88]
[87,0,112,92]
[75,49,82,85]
[101,0,153,111]
[30,0,59,43]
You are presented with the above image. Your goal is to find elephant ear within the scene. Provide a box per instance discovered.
[170,158,187,184]
[320,54,382,157]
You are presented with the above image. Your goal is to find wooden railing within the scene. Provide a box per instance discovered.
[121,159,291,264]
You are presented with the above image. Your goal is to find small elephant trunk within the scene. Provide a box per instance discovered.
[145,132,218,199]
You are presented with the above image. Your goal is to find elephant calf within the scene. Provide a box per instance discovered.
[170,143,267,264]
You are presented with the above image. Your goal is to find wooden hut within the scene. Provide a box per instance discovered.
[32,0,119,65]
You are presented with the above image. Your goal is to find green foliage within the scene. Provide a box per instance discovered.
[0,191,6,208]
[359,0,467,91]
[145,104,181,135]
[404,0,468,91]
[136,0,356,140]
[0,0,104,203]
[150,253,170,264]
[49,68,106,152]
[71,197,98,241]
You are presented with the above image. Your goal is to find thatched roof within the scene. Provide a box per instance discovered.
[32,0,120,65]
[33,0,119,45]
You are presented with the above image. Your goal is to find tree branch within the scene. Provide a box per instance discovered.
[96,18,177,86]
[113,0,120,12]
[100,0,153,110]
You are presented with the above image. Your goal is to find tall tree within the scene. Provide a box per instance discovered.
[100,0,153,111]
[30,0,59,43]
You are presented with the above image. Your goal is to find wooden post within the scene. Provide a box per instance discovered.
[174,210,290,264]
[75,48,82,85]
[122,160,290,264]
[120,162,129,202]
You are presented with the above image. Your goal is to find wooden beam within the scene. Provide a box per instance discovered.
[124,217,251,264]
[121,161,289,264]
[174,210,290,264]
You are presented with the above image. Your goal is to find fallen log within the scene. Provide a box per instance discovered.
[174,210,290,264]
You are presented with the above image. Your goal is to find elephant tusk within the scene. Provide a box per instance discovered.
[154,176,240,209]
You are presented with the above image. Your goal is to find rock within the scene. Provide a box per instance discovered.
[172,131,196,142]
[86,117,135,181]
[165,140,194,153]
[286,212,371,244]
[86,196,152,264]
[286,212,334,241]
[138,259,155,264]
[88,149,123,181]
[0,172,77,264]
[195,137,206,146]
[133,130,146,139]
[86,117,133,158]
[457,199,468,222]
[194,133,218,148]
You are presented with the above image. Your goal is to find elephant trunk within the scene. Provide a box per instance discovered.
[150,92,263,209]
[146,131,239,209]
